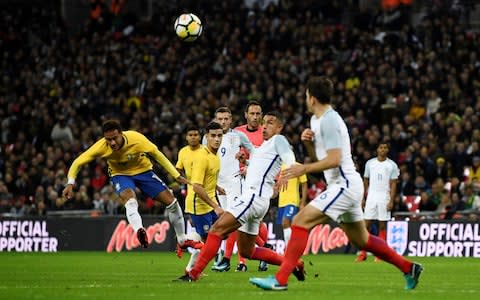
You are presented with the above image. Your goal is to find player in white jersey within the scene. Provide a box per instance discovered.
[204,107,254,271]
[250,76,422,291]
[179,111,305,282]
[356,142,399,262]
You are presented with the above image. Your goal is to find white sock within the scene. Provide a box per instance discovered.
[186,249,201,272]
[283,227,292,246]
[166,199,186,244]
[125,198,143,231]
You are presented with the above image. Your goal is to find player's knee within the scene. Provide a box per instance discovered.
[124,198,138,209]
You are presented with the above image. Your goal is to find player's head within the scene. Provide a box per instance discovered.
[214,106,232,132]
[377,141,390,159]
[244,100,262,130]
[305,76,334,111]
[102,120,124,151]
[262,111,283,141]
[205,121,223,152]
[184,125,201,148]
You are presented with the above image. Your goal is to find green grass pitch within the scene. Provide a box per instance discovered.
[0,252,478,300]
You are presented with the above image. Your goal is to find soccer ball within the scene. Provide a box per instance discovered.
[174,13,203,42]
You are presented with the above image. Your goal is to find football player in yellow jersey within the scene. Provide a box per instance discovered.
[175,125,204,258]
[175,121,224,280]
[176,125,204,210]
[274,163,308,246]
[62,120,201,250]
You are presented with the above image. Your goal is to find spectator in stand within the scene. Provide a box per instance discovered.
[50,116,74,145]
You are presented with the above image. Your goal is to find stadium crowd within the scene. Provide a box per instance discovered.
[0,0,479,220]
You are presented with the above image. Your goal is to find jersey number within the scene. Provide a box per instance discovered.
[220,147,226,157]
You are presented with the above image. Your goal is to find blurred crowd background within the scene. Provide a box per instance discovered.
[1,0,479,220]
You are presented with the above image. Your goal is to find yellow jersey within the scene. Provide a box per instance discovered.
[176,145,204,209]
[278,163,308,207]
[187,147,220,215]
[67,130,180,181]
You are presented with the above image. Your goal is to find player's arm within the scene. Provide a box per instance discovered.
[191,154,223,215]
[285,128,341,180]
[145,138,186,184]
[388,164,400,211]
[193,184,222,215]
[63,140,103,199]
[299,174,308,209]
[237,130,255,153]
[301,128,318,162]
[175,149,185,176]
[274,136,296,191]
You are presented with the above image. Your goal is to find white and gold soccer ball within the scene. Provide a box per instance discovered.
[174,13,203,42]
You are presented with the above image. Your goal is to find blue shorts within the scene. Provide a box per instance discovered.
[110,171,168,198]
[190,211,218,239]
[276,205,299,224]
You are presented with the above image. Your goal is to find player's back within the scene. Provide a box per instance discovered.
[310,109,361,186]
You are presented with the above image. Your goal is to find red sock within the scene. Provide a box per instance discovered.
[190,232,222,279]
[249,246,283,265]
[224,231,237,259]
[276,225,309,285]
[378,229,386,241]
[256,222,268,247]
[362,234,412,273]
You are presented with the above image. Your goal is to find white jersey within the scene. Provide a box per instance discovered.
[203,129,253,190]
[310,108,361,187]
[364,158,399,194]
[243,134,295,199]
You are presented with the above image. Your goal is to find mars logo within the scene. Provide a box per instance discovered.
[387,221,408,255]
[106,220,170,252]
[304,224,349,254]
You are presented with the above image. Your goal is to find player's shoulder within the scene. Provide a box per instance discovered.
[123,130,146,140]
[386,158,399,167]
[234,124,247,132]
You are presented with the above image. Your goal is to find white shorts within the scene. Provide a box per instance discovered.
[226,191,269,235]
[309,180,364,224]
[217,181,242,209]
[364,192,391,221]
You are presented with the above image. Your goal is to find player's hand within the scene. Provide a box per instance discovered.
[387,201,394,211]
[214,206,224,216]
[175,175,189,185]
[236,152,247,164]
[301,128,314,142]
[276,176,289,192]
[282,163,307,180]
[217,186,226,195]
[62,184,74,200]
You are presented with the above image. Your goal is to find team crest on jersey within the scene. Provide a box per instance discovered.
[387,221,408,255]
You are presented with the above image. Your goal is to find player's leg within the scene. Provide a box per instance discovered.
[355,219,371,261]
[189,212,241,280]
[212,230,235,271]
[182,211,217,277]
[138,171,188,246]
[282,205,299,246]
[275,205,328,285]
[250,185,345,290]
[374,201,390,262]
[342,221,422,289]
[111,175,147,247]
